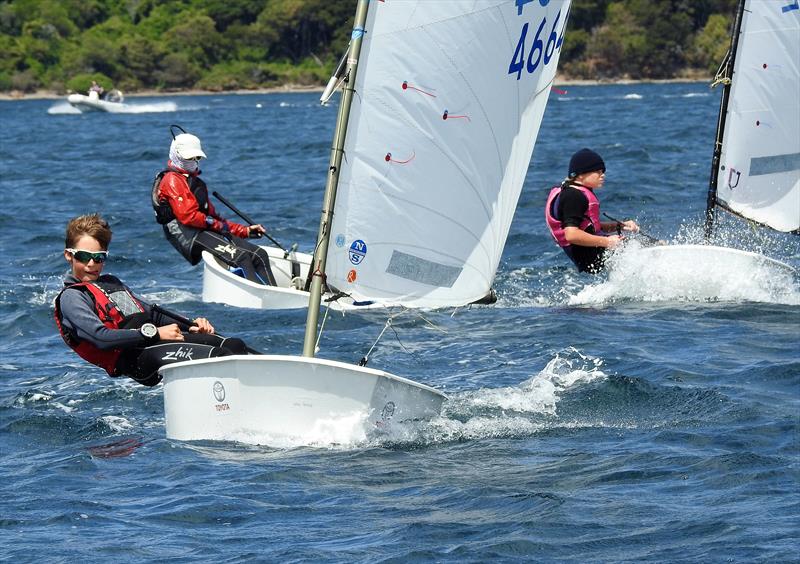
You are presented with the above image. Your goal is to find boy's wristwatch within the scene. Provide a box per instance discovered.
[139,323,159,343]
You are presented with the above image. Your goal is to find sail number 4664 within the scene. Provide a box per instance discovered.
[509,0,570,80]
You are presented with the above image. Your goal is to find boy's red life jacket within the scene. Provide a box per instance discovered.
[54,277,147,376]
[545,183,602,247]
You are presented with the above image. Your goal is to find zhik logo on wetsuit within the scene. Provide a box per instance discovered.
[214,243,237,259]
[162,346,194,361]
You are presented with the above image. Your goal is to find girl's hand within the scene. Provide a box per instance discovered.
[606,235,623,249]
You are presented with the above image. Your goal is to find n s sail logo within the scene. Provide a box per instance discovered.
[349,239,367,265]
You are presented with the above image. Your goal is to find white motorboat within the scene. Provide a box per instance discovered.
[67,89,125,112]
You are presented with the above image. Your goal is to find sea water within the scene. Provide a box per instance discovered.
[1,84,798,561]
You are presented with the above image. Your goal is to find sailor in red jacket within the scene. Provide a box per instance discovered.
[151,131,276,285]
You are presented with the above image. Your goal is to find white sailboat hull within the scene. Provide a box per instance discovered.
[67,93,124,112]
[160,354,446,443]
[201,248,394,311]
[201,247,313,309]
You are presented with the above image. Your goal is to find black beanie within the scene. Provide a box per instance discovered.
[568,148,605,178]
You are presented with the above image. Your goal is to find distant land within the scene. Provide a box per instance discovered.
[0,0,736,96]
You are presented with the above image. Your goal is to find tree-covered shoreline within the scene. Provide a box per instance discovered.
[0,0,737,95]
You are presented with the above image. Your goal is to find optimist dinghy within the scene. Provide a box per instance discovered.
[202,249,391,311]
[160,0,572,444]
[621,0,798,279]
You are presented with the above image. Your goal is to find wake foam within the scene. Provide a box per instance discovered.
[215,349,607,449]
[225,411,371,449]
[48,100,179,114]
[570,240,799,305]
[47,102,81,114]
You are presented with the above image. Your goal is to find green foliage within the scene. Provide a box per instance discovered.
[255,0,352,62]
[203,0,263,31]
[11,68,39,91]
[155,52,201,89]
[567,0,612,32]
[164,14,227,68]
[117,34,164,85]
[688,13,732,73]
[559,28,590,77]
[0,0,739,92]
[567,0,729,80]
[65,72,112,93]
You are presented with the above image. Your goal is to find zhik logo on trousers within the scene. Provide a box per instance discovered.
[162,346,194,361]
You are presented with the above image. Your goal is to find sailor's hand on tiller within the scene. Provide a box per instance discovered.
[621,220,639,233]
[606,234,623,249]
[189,317,215,334]
[158,324,184,341]
[248,224,266,238]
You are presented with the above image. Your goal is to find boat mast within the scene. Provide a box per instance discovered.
[303,0,370,357]
[705,0,747,238]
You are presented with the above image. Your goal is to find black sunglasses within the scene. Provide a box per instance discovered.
[67,248,109,264]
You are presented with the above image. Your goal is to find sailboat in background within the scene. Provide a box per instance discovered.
[705,0,799,236]
[158,0,572,444]
[620,0,798,279]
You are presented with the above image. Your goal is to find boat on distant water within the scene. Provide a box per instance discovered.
[623,0,798,277]
[159,0,572,444]
[67,89,125,112]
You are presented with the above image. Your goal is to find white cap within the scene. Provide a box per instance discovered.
[172,133,206,159]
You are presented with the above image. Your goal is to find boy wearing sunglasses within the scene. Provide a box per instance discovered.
[545,148,639,273]
[55,213,254,387]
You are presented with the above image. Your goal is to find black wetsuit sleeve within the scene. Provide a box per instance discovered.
[558,188,592,230]
[59,288,146,350]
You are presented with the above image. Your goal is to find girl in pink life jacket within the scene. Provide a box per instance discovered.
[545,148,639,273]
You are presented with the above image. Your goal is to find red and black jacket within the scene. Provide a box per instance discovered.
[152,164,249,238]
[54,277,147,376]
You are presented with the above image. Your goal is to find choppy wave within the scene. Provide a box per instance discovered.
[5,85,799,562]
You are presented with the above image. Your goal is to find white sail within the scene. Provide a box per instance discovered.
[326,0,572,307]
[716,0,800,232]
